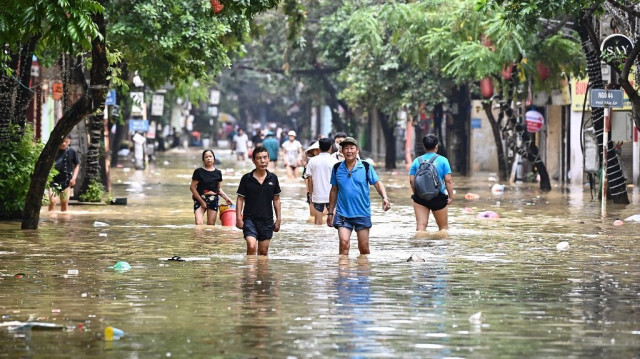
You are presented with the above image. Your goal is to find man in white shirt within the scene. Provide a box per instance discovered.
[233,128,249,162]
[305,138,338,224]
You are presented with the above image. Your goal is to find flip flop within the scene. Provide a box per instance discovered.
[168,256,185,262]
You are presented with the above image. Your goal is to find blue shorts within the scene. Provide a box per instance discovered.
[332,215,372,231]
[193,193,219,212]
[313,202,329,213]
[243,217,274,241]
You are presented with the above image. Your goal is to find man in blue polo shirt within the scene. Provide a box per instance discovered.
[327,137,391,255]
[236,146,282,256]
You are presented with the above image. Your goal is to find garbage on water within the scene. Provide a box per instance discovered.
[104,325,124,341]
[407,254,426,262]
[477,211,500,219]
[1,321,68,331]
[613,219,624,226]
[556,241,570,251]
[462,207,474,214]
[624,214,640,222]
[93,221,109,227]
[464,193,480,200]
[108,261,131,271]
[98,233,108,237]
[488,176,497,182]
[67,269,79,275]
[469,312,482,324]
[491,184,505,193]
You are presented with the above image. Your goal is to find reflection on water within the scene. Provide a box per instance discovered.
[1,148,640,357]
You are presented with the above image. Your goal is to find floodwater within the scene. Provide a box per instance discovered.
[1,148,640,358]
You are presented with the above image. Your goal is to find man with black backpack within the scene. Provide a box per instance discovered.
[327,137,391,255]
[409,134,454,234]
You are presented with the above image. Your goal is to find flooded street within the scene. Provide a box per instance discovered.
[2,148,640,358]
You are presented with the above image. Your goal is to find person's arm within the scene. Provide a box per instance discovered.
[217,182,233,205]
[373,181,391,211]
[409,175,416,194]
[273,195,281,232]
[69,164,80,188]
[236,195,245,229]
[326,185,337,227]
[444,173,454,205]
[190,180,207,209]
[306,175,313,196]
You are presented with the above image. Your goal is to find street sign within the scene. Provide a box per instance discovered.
[525,110,545,133]
[590,89,624,108]
[105,90,116,106]
[151,94,164,116]
[129,119,149,132]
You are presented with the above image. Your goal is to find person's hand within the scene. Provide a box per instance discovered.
[226,198,233,205]
[200,201,208,210]
[326,214,334,227]
[69,179,76,188]
[236,217,244,230]
[382,197,391,211]
[447,197,453,205]
[273,219,281,232]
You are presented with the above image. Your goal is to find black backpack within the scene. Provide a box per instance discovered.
[414,155,441,200]
[333,160,370,188]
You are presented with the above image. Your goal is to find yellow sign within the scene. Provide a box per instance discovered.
[571,76,634,112]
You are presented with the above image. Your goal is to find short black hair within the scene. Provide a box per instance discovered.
[318,138,332,152]
[422,134,439,150]
[334,132,347,140]
[202,149,215,161]
[252,146,268,160]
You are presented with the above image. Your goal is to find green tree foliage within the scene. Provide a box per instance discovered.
[0,126,52,219]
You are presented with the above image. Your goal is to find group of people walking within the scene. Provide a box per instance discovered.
[189,133,454,256]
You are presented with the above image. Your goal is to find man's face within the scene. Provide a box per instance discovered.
[342,144,358,159]
[252,151,270,169]
[59,138,70,150]
[288,135,295,141]
[334,137,346,146]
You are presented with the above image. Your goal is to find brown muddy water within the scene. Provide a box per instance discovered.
[1,148,640,358]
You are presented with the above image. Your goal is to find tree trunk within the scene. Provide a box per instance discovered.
[578,17,629,204]
[12,36,40,138]
[22,7,110,229]
[523,140,552,191]
[377,110,397,170]
[320,75,348,132]
[482,101,509,181]
[79,113,104,195]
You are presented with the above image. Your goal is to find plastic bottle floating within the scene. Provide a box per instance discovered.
[465,193,480,200]
[108,261,131,271]
[477,211,500,219]
[491,184,505,193]
[104,326,124,341]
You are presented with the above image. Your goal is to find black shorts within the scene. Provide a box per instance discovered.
[193,193,219,212]
[313,202,329,213]
[412,192,448,211]
[243,217,274,241]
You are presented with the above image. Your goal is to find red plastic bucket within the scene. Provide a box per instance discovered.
[219,204,236,226]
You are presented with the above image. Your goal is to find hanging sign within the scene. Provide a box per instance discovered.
[151,94,164,116]
[525,110,545,133]
[130,92,144,115]
[600,34,633,58]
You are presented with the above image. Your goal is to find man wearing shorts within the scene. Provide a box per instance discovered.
[48,135,80,212]
[409,134,454,232]
[327,137,391,255]
[236,146,282,256]
[306,138,338,225]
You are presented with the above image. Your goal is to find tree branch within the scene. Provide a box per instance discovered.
[607,0,640,18]
[233,64,342,76]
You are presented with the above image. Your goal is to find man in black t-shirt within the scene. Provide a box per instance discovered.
[236,146,282,256]
[49,135,80,212]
